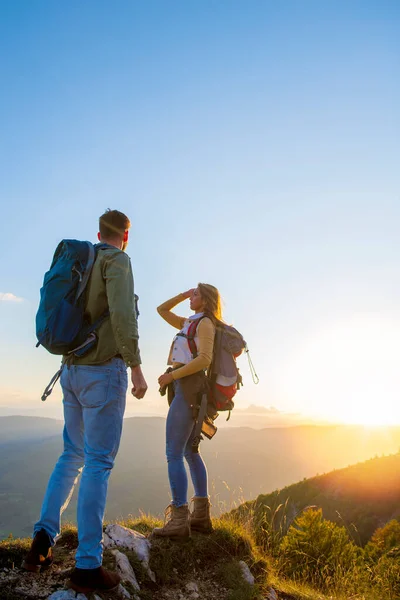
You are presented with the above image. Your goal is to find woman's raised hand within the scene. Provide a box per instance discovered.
[182,288,195,299]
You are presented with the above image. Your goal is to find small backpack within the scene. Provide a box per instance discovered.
[185,317,247,415]
[36,239,109,357]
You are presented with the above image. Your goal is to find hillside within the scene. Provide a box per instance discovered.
[1,456,400,599]
[0,517,292,600]
[0,417,62,447]
[2,417,400,539]
[0,507,399,600]
[237,453,400,546]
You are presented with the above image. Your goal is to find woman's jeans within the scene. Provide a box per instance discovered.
[34,358,127,569]
[166,380,208,506]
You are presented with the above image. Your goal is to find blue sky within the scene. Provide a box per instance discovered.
[0,1,399,424]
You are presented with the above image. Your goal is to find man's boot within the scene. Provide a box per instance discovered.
[22,528,53,572]
[68,566,121,594]
[189,496,213,533]
[152,504,191,539]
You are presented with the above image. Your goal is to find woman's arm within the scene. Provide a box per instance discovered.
[171,317,216,380]
[157,293,190,330]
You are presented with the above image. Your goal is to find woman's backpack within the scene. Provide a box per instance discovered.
[183,317,259,449]
[185,317,248,415]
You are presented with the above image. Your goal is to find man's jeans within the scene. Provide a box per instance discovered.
[34,358,127,569]
[166,380,208,506]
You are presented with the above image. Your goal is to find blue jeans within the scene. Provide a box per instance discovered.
[34,357,127,569]
[166,380,208,506]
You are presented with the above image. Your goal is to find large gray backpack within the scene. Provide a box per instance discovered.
[186,317,247,413]
[185,316,259,448]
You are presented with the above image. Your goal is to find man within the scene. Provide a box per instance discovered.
[23,209,147,594]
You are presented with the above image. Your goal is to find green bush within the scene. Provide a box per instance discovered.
[279,508,362,591]
[365,519,400,561]
[364,520,400,600]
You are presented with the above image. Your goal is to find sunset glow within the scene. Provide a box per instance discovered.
[282,315,400,426]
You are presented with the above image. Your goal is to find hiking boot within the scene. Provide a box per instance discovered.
[68,566,121,594]
[152,504,191,539]
[189,496,213,534]
[22,528,53,573]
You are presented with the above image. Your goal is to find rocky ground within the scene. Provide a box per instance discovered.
[0,523,294,600]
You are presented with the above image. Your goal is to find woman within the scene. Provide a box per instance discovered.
[152,283,221,539]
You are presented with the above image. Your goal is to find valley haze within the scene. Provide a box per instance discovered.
[1,415,399,540]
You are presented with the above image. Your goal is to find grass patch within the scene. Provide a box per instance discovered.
[148,515,268,591]
[114,513,163,536]
[267,574,384,600]
[0,536,30,569]
[0,525,78,570]
[216,560,260,600]
[58,523,78,549]
[124,549,156,587]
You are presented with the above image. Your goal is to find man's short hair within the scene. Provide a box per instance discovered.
[99,209,131,239]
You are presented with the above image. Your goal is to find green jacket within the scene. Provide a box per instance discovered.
[71,244,141,368]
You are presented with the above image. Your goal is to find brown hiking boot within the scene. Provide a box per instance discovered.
[68,566,121,594]
[190,496,213,533]
[22,528,53,573]
[152,504,191,539]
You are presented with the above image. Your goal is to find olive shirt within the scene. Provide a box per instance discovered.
[71,245,141,368]
[157,293,215,380]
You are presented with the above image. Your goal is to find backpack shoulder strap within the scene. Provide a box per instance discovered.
[186,317,202,358]
[76,242,95,301]
[183,314,214,359]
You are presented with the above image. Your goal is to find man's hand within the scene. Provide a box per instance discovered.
[131,365,148,399]
[182,288,195,299]
[158,371,174,388]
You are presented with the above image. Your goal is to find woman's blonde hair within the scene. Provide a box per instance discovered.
[198,283,223,322]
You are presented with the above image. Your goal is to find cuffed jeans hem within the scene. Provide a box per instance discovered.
[75,558,103,569]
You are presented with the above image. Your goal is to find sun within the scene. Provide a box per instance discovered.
[281,315,400,426]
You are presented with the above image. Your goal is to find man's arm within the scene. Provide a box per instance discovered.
[103,251,141,368]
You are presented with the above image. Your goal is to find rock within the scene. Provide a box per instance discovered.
[47,591,87,600]
[266,588,278,600]
[186,581,199,593]
[112,549,140,591]
[104,524,150,563]
[104,524,155,582]
[238,560,255,586]
[118,584,131,598]
[103,530,114,548]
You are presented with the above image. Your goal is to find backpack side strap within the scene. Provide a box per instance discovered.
[191,392,208,451]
